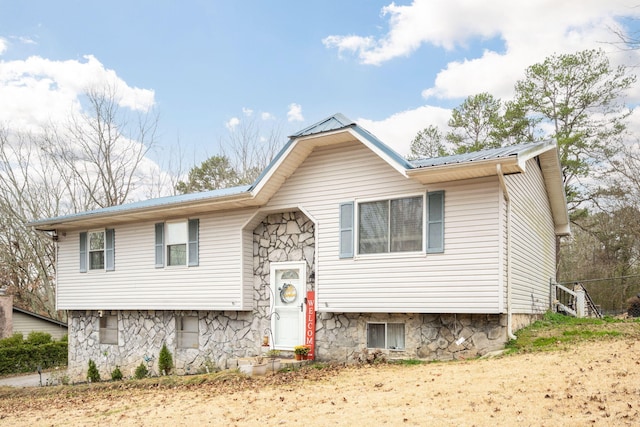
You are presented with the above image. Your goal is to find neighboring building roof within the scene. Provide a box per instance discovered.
[13,306,67,328]
[28,113,569,235]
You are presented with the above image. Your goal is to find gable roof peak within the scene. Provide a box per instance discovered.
[289,113,355,138]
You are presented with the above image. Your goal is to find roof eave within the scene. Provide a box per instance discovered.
[29,191,256,231]
[406,157,523,184]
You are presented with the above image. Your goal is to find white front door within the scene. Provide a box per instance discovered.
[271,262,306,349]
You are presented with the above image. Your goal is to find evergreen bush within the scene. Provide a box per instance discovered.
[158,343,173,375]
[111,366,123,381]
[87,359,100,382]
[134,362,148,379]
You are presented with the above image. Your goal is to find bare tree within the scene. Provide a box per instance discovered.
[42,84,158,209]
[0,84,161,318]
[0,129,63,318]
[220,117,283,184]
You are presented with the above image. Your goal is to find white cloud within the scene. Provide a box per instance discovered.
[0,37,7,55]
[225,117,240,130]
[287,103,304,122]
[0,55,155,131]
[325,0,640,103]
[357,105,452,155]
[242,107,253,117]
[261,112,274,121]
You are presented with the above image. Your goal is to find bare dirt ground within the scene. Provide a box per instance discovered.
[1,333,639,426]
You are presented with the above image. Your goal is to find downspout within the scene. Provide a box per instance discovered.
[497,165,517,340]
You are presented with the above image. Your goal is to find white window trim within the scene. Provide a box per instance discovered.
[165,220,189,268]
[354,193,426,259]
[88,229,106,271]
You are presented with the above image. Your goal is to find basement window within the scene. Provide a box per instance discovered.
[367,322,405,350]
[177,316,199,349]
[99,315,118,345]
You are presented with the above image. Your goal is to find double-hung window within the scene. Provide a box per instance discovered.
[155,219,199,268]
[339,191,444,258]
[80,229,115,272]
[367,323,405,350]
[359,196,423,254]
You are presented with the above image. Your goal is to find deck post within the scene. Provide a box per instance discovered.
[575,286,585,318]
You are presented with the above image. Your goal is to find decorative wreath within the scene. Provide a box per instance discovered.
[279,283,297,303]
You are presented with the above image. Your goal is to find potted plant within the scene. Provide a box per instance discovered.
[294,345,310,361]
[238,356,268,376]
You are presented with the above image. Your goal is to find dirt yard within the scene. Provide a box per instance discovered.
[1,335,639,426]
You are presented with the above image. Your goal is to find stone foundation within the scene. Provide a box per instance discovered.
[315,312,510,362]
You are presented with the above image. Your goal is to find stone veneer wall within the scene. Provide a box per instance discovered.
[315,312,510,362]
[67,211,315,381]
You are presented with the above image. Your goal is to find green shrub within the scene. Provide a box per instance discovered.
[87,359,100,383]
[134,362,148,379]
[26,331,52,346]
[0,341,67,375]
[111,366,123,381]
[0,333,24,348]
[158,343,173,375]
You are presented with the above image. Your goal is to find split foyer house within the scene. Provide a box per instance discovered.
[30,113,569,379]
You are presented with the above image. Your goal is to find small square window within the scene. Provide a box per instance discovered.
[367,322,405,350]
[99,315,118,345]
[177,316,199,349]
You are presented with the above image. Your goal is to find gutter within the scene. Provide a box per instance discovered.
[497,164,517,341]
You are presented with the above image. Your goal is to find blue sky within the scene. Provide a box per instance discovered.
[2,1,640,178]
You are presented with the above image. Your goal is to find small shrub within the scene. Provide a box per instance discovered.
[158,343,173,375]
[26,331,52,346]
[134,362,148,379]
[87,359,100,383]
[626,295,640,317]
[0,333,24,348]
[111,366,123,381]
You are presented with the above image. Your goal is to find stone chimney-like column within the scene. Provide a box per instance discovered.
[0,288,13,339]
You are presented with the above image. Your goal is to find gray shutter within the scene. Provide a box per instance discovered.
[188,218,199,267]
[105,229,115,271]
[79,232,87,273]
[427,191,444,253]
[155,223,164,268]
[339,202,354,258]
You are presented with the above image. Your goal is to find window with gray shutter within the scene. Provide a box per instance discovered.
[427,191,444,253]
[155,223,164,268]
[79,232,87,273]
[339,202,354,258]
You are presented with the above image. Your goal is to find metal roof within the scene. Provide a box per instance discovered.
[289,112,355,137]
[409,142,548,169]
[28,114,567,234]
[28,184,252,228]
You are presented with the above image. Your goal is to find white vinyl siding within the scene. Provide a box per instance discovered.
[505,158,555,314]
[57,209,254,310]
[265,141,502,314]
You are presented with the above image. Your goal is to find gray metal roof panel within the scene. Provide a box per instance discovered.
[290,113,355,137]
[409,142,548,168]
[28,185,252,227]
